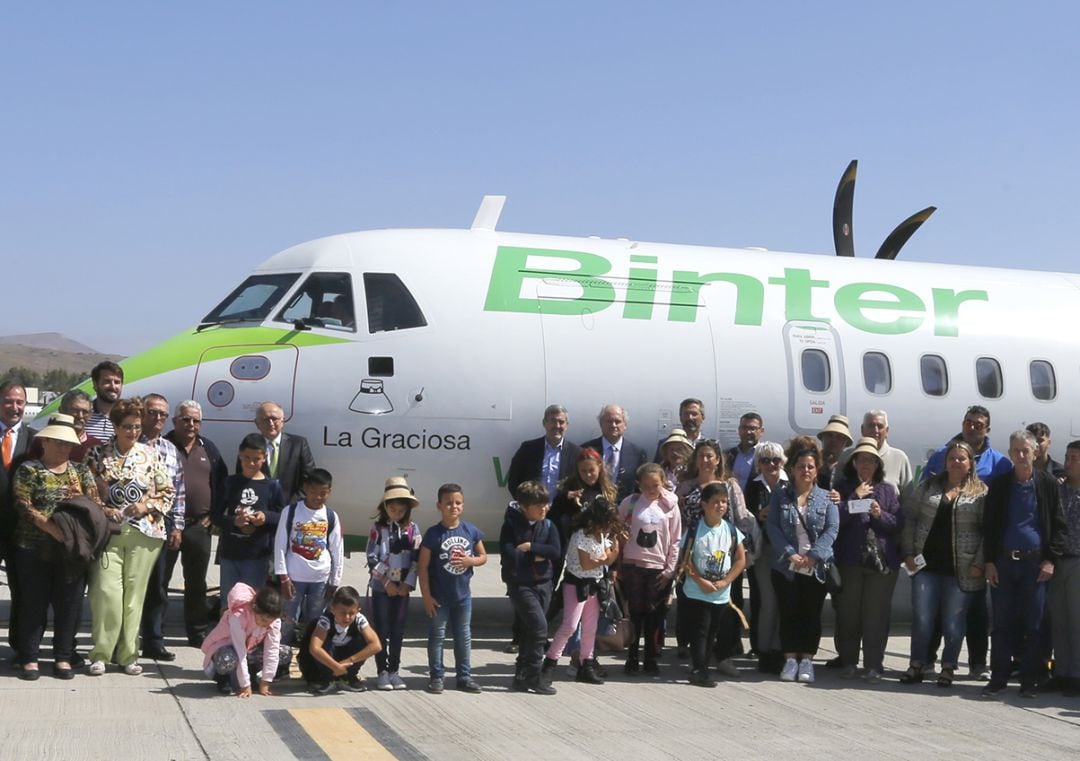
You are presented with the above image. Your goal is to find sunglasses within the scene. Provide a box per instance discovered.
[759,457,783,466]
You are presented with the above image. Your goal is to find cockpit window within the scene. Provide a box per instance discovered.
[364,273,428,333]
[201,273,300,324]
[275,272,356,331]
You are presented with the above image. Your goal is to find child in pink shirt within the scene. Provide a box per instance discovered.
[201,583,286,697]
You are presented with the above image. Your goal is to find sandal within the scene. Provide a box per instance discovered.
[899,665,924,684]
[936,666,955,688]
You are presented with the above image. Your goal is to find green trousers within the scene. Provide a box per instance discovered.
[88,524,163,666]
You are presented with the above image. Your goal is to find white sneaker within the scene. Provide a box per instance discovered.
[388,672,407,690]
[377,671,393,691]
[124,663,143,676]
[797,658,815,683]
[780,657,798,682]
[88,660,106,676]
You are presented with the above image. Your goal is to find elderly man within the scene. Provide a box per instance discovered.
[581,404,648,503]
[726,413,765,491]
[138,394,187,659]
[247,401,314,504]
[83,361,123,442]
[837,410,913,497]
[507,405,581,502]
[982,430,1067,699]
[0,380,38,653]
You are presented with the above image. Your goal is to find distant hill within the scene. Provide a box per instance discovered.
[0,333,124,386]
[0,332,103,354]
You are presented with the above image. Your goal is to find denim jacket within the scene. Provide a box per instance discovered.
[766,484,839,581]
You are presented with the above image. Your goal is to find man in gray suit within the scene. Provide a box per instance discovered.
[581,404,648,504]
[251,401,315,503]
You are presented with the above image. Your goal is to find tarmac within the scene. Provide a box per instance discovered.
[2,546,1079,761]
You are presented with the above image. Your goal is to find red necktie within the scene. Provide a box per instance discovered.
[2,427,13,469]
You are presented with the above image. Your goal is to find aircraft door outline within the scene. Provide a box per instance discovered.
[782,321,846,434]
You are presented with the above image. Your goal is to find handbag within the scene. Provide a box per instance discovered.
[594,574,634,652]
[794,501,840,593]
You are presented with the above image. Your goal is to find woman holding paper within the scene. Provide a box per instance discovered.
[899,440,987,687]
[834,437,903,683]
[765,436,839,684]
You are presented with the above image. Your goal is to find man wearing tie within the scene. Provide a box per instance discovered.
[0,381,39,652]
[581,404,648,504]
[250,401,315,504]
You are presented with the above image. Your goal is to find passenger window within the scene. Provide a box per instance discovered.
[201,273,300,324]
[1030,360,1056,401]
[275,273,355,332]
[364,273,428,333]
[801,349,831,392]
[862,352,892,394]
[976,357,1003,399]
[920,354,949,397]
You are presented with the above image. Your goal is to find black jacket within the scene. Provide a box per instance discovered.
[506,437,581,499]
[984,469,1068,565]
[235,432,315,503]
[499,505,561,586]
[580,437,648,504]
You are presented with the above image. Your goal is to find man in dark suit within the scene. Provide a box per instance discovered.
[581,404,648,504]
[507,405,580,502]
[0,381,39,652]
[248,401,315,503]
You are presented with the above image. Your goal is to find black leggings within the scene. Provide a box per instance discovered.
[771,570,828,656]
[620,565,671,664]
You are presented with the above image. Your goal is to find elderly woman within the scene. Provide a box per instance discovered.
[11,414,99,680]
[834,437,903,683]
[744,441,787,673]
[766,436,839,684]
[85,397,175,676]
[658,428,694,491]
[675,440,759,665]
[899,439,987,687]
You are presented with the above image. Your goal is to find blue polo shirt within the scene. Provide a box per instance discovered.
[1003,479,1041,551]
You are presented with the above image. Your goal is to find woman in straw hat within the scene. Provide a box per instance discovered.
[367,476,422,690]
[833,437,903,683]
[11,414,99,680]
[658,428,694,491]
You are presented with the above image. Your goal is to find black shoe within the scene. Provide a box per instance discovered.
[643,660,660,676]
[340,675,367,692]
[510,677,530,692]
[541,657,558,679]
[624,659,640,675]
[825,655,843,669]
[143,646,176,662]
[899,666,924,685]
[69,652,86,669]
[503,641,520,654]
[689,670,717,688]
[53,663,75,680]
[310,680,341,696]
[575,659,605,685]
[1019,683,1038,699]
[593,657,608,679]
[981,681,1007,698]
[456,678,482,694]
[19,667,41,681]
[527,678,557,695]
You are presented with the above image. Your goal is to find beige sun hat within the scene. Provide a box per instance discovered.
[849,436,883,463]
[378,476,420,509]
[36,413,81,446]
[817,414,853,446]
[660,428,694,458]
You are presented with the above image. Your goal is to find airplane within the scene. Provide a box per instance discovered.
[41,162,1078,548]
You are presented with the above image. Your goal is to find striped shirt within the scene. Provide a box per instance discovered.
[84,407,114,443]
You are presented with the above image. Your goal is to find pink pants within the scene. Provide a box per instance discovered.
[546,582,600,661]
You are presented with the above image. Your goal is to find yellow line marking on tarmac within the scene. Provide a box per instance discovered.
[288,707,398,761]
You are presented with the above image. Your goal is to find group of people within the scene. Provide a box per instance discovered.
[2,366,1079,703]
[503,399,1079,699]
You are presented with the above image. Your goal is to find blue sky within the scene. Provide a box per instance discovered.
[2,2,1077,355]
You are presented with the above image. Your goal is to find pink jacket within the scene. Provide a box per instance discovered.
[618,489,683,577]
[200,583,281,689]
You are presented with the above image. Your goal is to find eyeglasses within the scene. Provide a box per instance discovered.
[119,423,142,432]
[759,457,782,466]
[259,415,284,423]
[178,416,202,425]
[145,410,169,419]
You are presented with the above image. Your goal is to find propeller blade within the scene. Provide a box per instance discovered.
[833,159,858,257]
[874,206,937,260]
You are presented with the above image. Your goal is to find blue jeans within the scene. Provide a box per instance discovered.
[910,571,973,667]
[370,591,410,674]
[427,596,472,680]
[282,580,327,645]
[990,556,1048,686]
[219,558,270,602]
